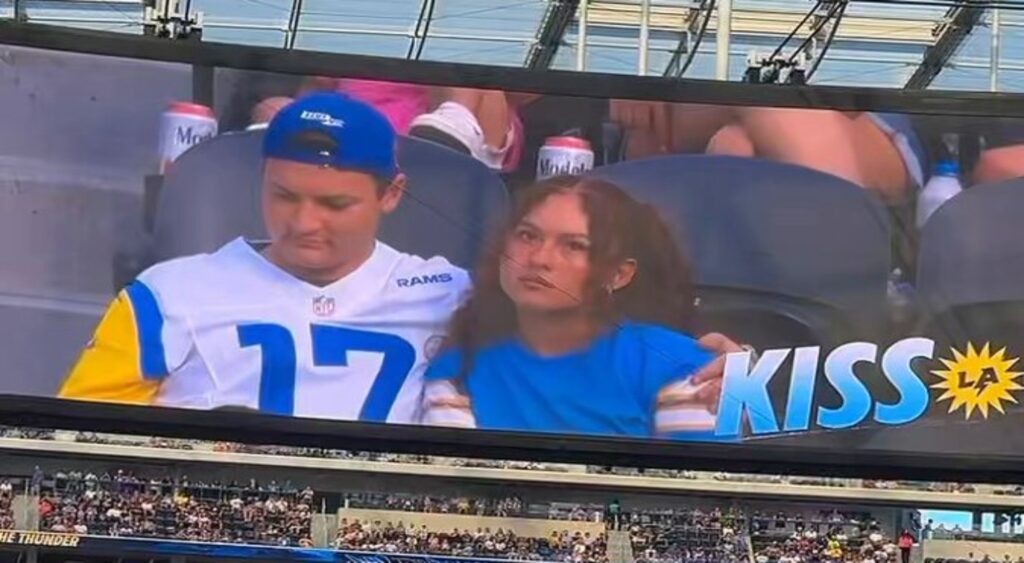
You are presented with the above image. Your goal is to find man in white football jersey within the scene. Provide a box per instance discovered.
[59,92,469,423]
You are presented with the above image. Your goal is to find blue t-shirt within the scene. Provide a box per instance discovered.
[423,321,730,440]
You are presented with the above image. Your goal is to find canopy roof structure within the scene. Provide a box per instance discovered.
[2,0,1023,92]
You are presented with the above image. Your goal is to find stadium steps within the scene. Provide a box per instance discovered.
[13,494,37,531]
[313,513,335,548]
[606,529,635,563]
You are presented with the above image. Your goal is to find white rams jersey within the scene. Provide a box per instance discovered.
[60,237,470,423]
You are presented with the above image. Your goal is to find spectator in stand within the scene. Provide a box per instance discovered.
[752,514,896,563]
[30,466,44,495]
[345,492,526,519]
[422,176,739,440]
[0,426,55,440]
[334,519,606,562]
[609,101,927,204]
[967,119,1024,185]
[249,78,524,173]
[0,480,14,530]
[898,530,915,563]
[37,474,312,546]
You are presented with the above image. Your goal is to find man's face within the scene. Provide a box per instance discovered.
[262,158,404,284]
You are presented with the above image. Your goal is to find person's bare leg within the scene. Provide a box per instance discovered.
[973,146,1024,185]
[668,103,737,153]
[713,108,912,203]
[706,124,756,158]
[472,90,513,149]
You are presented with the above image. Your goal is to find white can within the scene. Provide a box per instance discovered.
[157,101,218,173]
[536,136,595,180]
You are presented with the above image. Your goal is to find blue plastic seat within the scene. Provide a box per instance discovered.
[591,154,892,350]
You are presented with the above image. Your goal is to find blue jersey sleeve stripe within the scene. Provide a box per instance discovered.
[125,281,169,380]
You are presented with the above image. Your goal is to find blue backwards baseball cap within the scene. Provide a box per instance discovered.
[262,92,399,180]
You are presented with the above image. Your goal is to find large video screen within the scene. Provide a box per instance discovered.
[6,35,1024,462]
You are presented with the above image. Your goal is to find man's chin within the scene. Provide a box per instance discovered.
[277,255,335,280]
[284,247,334,266]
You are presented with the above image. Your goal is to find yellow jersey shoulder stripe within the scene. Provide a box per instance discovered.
[58,282,166,404]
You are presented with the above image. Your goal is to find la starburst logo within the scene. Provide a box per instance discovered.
[932,343,1024,419]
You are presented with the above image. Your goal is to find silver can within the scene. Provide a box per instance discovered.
[157,101,218,173]
[536,136,595,180]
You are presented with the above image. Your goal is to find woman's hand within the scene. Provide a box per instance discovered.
[691,332,748,414]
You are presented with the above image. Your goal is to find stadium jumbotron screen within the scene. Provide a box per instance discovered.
[4,22,1024,476]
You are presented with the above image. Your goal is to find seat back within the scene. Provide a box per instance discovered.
[152,130,509,269]
[591,155,892,348]
[592,155,893,438]
[905,179,1024,448]
[917,178,1024,345]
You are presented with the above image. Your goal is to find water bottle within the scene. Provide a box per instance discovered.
[916,160,963,229]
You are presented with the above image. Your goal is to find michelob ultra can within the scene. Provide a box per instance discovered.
[158,101,218,173]
[536,136,594,180]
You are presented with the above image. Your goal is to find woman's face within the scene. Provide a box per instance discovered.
[499,192,594,313]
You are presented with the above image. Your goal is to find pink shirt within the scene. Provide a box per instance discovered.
[336,79,430,136]
[336,78,523,173]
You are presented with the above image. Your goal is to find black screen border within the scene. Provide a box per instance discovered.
[3,21,1024,117]
[4,20,1024,482]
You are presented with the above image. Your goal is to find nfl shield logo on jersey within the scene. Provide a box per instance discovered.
[312,295,335,317]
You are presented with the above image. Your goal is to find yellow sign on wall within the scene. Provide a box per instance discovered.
[0,531,80,548]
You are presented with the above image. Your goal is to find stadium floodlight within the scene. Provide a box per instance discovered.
[143,0,203,40]
[748,0,847,85]
[744,49,764,83]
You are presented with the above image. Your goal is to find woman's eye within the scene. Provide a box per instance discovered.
[516,229,538,242]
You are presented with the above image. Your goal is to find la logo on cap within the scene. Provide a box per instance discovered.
[299,110,345,129]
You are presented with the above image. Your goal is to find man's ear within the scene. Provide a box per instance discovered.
[380,173,407,214]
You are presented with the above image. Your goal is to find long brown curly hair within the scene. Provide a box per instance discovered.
[442,175,697,372]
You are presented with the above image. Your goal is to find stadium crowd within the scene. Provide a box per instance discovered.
[627,507,747,563]
[751,529,898,563]
[749,510,899,563]
[0,460,920,563]
[37,469,314,546]
[1,427,1009,496]
[335,520,608,562]
[0,480,14,530]
[346,492,526,518]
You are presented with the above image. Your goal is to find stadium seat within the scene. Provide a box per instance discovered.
[892,178,1024,450]
[916,179,1024,349]
[145,129,509,271]
[590,155,892,351]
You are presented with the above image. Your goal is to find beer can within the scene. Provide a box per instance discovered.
[157,101,218,173]
[536,136,595,180]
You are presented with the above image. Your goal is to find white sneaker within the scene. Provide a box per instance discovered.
[409,101,512,170]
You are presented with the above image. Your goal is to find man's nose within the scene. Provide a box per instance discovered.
[290,201,321,232]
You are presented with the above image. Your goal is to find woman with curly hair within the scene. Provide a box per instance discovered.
[421,175,736,441]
